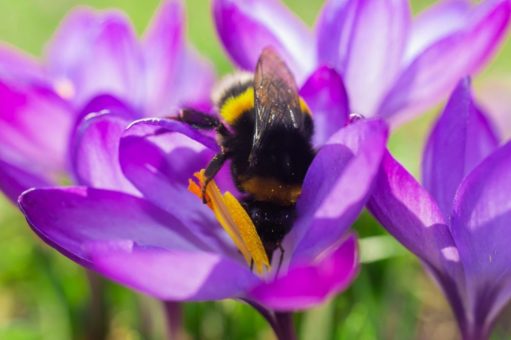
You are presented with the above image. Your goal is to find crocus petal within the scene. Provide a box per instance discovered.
[249,235,357,311]
[317,0,411,116]
[213,0,315,83]
[0,43,45,84]
[71,111,138,194]
[423,79,499,218]
[19,187,224,265]
[120,118,236,254]
[163,47,216,114]
[0,159,51,203]
[286,119,388,261]
[452,141,511,329]
[0,80,73,179]
[88,242,258,301]
[404,0,471,62]
[45,7,143,108]
[378,0,511,123]
[299,66,349,147]
[367,151,468,324]
[367,151,463,274]
[142,0,184,114]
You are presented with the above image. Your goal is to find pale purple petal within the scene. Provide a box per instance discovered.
[452,141,511,329]
[0,43,46,84]
[213,0,315,83]
[0,80,73,178]
[423,79,499,218]
[286,119,388,261]
[45,7,144,109]
[71,112,138,194]
[0,159,51,203]
[19,187,224,265]
[88,242,258,301]
[404,0,471,62]
[317,0,411,116]
[379,0,511,123]
[142,0,184,115]
[120,118,236,254]
[299,66,349,147]
[163,46,216,114]
[249,235,357,311]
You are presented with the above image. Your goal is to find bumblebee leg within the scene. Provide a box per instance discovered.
[202,151,230,202]
[176,109,231,138]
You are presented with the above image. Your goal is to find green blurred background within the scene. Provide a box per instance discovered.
[0,0,510,339]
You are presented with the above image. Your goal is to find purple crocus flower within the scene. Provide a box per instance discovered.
[18,65,388,325]
[368,79,510,339]
[0,0,214,202]
[213,0,511,124]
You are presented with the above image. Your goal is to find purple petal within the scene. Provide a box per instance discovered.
[71,112,138,194]
[88,242,258,301]
[423,79,499,218]
[286,119,388,261]
[299,66,349,147]
[404,0,471,62]
[317,0,411,116]
[120,118,236,253]
[452,141,511,329]
[20,187,252,300]
[19,187,227,265]
[213,0,315,83]
[45,7,143,109]
[367,151,463,276]
[142,0,184,115]
[0,43,46,84]
[0,159,51,203]
[163,46,216,114]
[0,80,73,178]
[249,235,357,311]
[378,0,511,123]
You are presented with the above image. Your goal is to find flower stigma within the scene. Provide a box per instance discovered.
[188,170,270,275]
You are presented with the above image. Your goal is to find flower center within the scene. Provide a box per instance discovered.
[188,170,270,274]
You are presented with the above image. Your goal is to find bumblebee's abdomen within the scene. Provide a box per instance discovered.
[242,199,295,259]
[239,176,301,205]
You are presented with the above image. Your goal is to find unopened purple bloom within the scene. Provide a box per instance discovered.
[19,67,389,310]
[368,79,510,339]
[213,0,511,124]
[0,0,214,202]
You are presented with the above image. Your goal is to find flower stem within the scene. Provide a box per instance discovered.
[244,300,282,338]
[275,312,296,340]
[163,301,184,340]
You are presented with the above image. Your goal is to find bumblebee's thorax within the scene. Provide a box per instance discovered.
[216,79,315,206]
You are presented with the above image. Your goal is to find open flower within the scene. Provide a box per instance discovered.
[368,79,510,339]
[0,0,214,202]
[18,61,388,312]
[213,0,510,124]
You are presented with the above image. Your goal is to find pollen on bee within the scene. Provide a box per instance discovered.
[188,170,270,274]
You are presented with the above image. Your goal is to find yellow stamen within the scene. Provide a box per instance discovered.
[188,170,270,274]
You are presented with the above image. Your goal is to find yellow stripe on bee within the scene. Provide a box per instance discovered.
[240,176,302,205]
[188,170,270,274]
[220,87,255,124]
[299,97,312,116]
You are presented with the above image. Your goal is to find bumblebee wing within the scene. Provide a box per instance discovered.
[252,48,303,153]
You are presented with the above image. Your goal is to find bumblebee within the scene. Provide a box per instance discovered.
[177,48,315,260]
